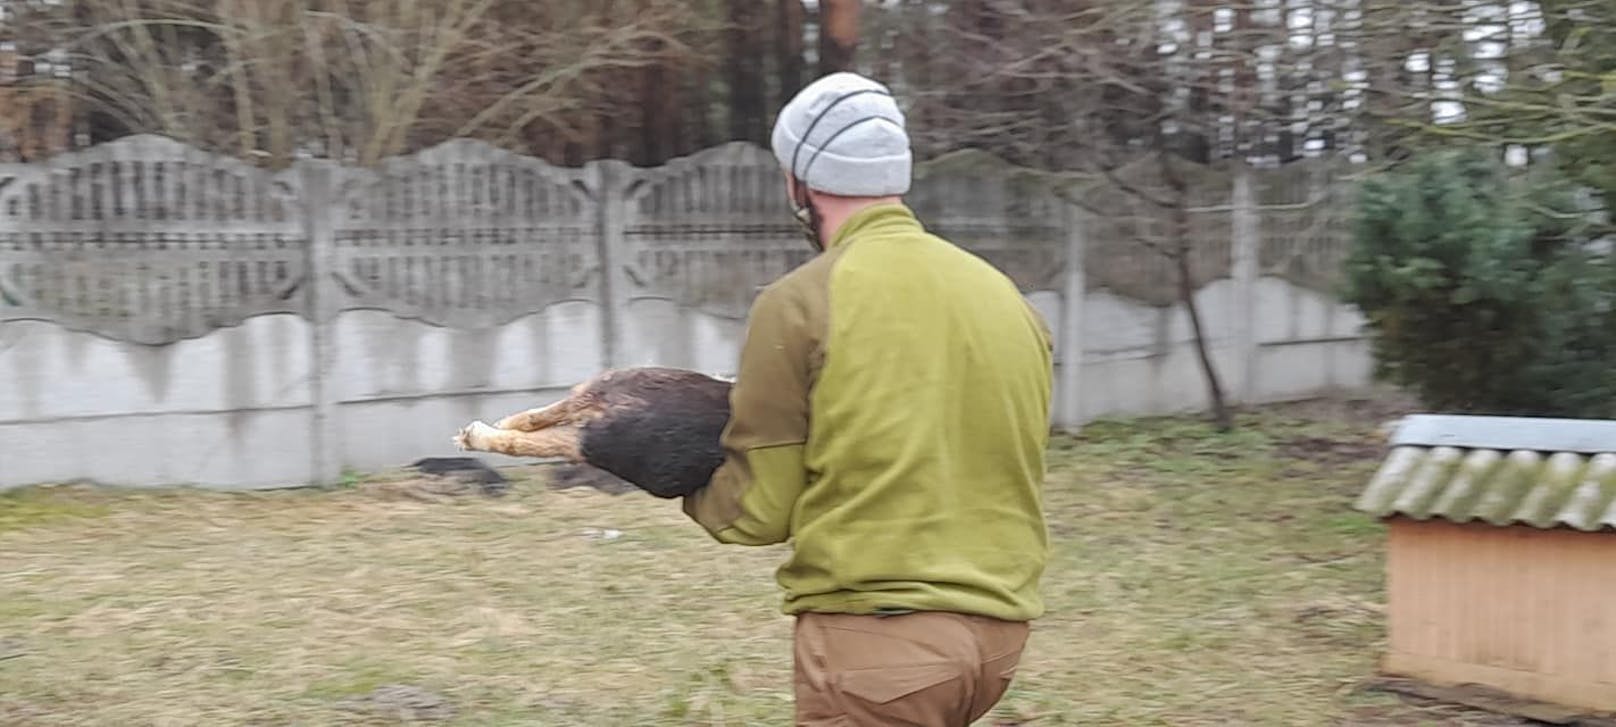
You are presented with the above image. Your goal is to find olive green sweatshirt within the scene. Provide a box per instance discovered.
[683,202,1054,622]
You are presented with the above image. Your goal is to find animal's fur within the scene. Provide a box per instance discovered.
[409,457,508,496]
[454,367,733,498]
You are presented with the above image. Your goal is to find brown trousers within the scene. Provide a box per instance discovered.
[792,611,1030,726]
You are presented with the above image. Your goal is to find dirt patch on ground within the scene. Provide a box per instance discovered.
[542,463,639,495]
[1278,435,1386,466]
[357,476,506,503]
[1341,701,1535,726]
[1254,391,1422,428]
[0,698,51,725]
[335,684,456,721]
[356,457,511,502]
[1354,678,1616,727]
[360,459,645,499]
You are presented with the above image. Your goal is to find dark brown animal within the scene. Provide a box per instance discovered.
[452,367,732,498]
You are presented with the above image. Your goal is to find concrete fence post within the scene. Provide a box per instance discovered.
[299,160,343,486]
[1231,165,1261,404]
[591,159,633,370]
[1057,201,1088,431]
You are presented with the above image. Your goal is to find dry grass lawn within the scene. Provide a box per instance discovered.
[0,403,1529,726]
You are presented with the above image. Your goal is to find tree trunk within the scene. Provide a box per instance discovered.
[817,0,860,75]
[1232,1,1256,157]
[596,79,622,161]
[689,70,716,151]
[724,0,767,143]
[902,0,932,145]
[640,63,683,165]
[1361,4,1412,162]
[775,0,806,105]
[1162,155,1233,431]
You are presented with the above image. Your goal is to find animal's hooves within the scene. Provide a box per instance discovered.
[453,421,489,451]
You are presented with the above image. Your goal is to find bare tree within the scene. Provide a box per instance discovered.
[725,0,767,143]
[878,0,1385,430]
[0,4,74,162]
[26,0,708,167]
[818,0,859,74]
[774,0,806,105]
[1359,0,1616,210]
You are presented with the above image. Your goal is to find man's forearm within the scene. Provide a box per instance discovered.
[683,443,807,546]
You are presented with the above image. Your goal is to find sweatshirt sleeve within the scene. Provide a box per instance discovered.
[1026,299,1054,355]
[682,282,814,546]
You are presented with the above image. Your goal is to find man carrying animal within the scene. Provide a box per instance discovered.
[681,71,1055,726]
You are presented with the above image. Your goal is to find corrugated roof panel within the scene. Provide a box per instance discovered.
[1389,446,1459,517]
[1357,447,1423,515]
[1481,451,1543,524]
[1556,453,1616,530]
[1516,452,1587,527]
[1427,448,1501,518]
[1356,435,1616,532]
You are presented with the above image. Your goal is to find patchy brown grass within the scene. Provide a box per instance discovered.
[0,405,1524,726]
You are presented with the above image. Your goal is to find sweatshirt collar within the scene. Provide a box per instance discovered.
[826,202,922,250]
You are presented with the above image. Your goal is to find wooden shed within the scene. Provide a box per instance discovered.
[1355,414,1616,713]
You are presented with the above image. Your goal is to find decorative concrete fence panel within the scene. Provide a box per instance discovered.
[0,137,1370,489]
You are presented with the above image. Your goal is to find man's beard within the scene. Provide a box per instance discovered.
[790,182,823,252]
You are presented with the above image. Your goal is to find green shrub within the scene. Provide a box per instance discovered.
[1342,148,1616,418]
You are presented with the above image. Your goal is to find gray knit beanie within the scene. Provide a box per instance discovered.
[770,72,912,197]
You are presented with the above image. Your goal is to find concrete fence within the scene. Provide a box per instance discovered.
[0,135,1371,490]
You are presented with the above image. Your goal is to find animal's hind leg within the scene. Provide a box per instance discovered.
[454,420,582,461]
[493,399,571,432]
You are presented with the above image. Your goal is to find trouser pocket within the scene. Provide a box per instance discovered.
[795,612,1026,727]
[834,661,969,726]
